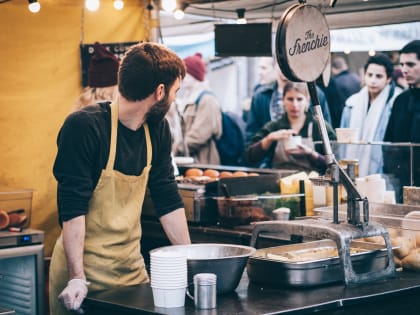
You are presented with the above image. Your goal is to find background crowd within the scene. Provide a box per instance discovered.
[82,40,420,200]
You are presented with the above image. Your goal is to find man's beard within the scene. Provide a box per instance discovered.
[146,93,171,124]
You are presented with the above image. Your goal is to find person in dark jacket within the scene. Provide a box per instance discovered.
[384,40,420,201]
[246,61,332,146]
[247,82,336,174]
[327,55,361,128]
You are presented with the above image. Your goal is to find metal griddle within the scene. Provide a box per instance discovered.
[262,0,396,285]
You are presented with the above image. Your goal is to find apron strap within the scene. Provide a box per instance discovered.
[106,101,119,171]
[308,122,313,139]
[143,123,152,166]
[107,102,152,170]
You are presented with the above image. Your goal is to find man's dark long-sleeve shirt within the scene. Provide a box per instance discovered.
[53,102,183,224]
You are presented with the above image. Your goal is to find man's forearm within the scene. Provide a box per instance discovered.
[159,208,191,245]
[62,216,87,280]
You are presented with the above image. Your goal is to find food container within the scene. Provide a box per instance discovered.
[0,188,33,229]
[315,203,420,272]
[335,128,359,143]
[215,194,301,227]
[247,239,390,287]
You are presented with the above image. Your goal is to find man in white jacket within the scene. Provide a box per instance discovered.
[340,53,402,176]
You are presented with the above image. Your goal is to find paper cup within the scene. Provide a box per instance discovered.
[384,190,396,204]
[152,287,186,308]
[272,208,290,220]
[283,136,302,150]
[335,128,359,143]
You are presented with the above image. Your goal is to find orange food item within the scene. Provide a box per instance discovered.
[248,172,259,176]
[203,169,220,179]
[185,168,203,177]
[219,171,233,178]
[233,171,248,177]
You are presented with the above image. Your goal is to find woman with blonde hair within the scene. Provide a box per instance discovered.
[247,82,336,173]
[73,42,119,111]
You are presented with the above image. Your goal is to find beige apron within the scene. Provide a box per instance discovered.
[49,101,152,314]
[272,122,315,171]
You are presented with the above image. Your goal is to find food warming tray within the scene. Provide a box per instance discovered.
[247,239,391,287]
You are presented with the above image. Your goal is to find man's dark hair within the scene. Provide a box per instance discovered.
[364,53,394,78]
[118,42,186,102]
[400,40,420,60]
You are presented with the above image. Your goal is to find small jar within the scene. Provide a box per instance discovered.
[193,273,217,309]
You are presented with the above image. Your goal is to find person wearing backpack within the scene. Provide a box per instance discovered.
[175,53,222,164]
[247,82,336,173]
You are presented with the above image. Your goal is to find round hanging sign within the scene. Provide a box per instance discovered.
[276,4,331,82]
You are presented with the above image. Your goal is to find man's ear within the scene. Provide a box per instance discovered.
[155,83,165,101]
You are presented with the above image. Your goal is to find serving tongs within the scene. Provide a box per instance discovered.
[259,0,396,285]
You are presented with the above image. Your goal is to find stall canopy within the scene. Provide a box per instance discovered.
[159,0,420,37]
[163,21,420,58]
[159,0,420,56]
[330,22,420,52]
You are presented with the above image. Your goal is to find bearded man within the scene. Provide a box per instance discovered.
[49,42,191,315]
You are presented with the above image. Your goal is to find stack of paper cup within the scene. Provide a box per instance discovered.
[356,174,386,203]
[150,250,187,308]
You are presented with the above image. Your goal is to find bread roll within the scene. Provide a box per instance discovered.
[393,235,416,259]
[387,227,398,239]
[203,169,220,179]
[185,168,203,177]
[364,236,385,245]
[232,171,248,177]
[219,171,233,178]
[416,232,420,248]
[401,248,420,271]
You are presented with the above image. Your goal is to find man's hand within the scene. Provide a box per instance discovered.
[58,278,90,313]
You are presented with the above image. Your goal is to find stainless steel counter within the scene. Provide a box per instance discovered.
[83,270,420,315]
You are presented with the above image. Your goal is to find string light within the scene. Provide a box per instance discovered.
[113,0,124,10]
[85,0,100,12]
[28,0,41,13]
[174,2,188,20]
[236,8,247,24]
[162,0,176,12]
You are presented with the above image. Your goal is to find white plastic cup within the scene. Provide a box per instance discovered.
[384,190,396,204]
[272,208,290,220]
[283,136,302,150]
[365,176,386,203]
[355,177,367,197]
[152,287,186,308]
[335,128,359,143]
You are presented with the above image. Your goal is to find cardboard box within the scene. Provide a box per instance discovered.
[0,188,33,228]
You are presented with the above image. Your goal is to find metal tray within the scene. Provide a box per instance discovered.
[246,239,391,287]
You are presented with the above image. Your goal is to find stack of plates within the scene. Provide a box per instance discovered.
[150,250,187,308]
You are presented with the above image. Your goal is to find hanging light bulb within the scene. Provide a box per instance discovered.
[113,0,124,10]
[174,2,188,20]
[173,9,184,20]
[162,0,176,12]
[85,0,100,12]
[28,0,41,13]
[236,8,247,24]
